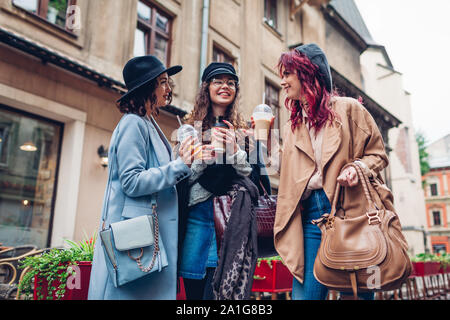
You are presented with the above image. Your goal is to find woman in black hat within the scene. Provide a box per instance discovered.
[88,55,205,300]
[177,62,257,300]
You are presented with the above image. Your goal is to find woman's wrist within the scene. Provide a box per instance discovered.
[353,160,374,177]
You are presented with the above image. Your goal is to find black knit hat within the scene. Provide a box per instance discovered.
[295,43,333,92]
[201,62,239,83]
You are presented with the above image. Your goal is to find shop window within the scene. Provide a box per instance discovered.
[0,105,62,248]
[13,0,78,32]
[134,1,172,65]
[432,243,447,253]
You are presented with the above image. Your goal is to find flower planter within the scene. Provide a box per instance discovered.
[411,262,422,277]
[411,261,441,277]
[176,277,186,300]
[252,260,293,293]
[33,261,92,300]
[439,264,449,274]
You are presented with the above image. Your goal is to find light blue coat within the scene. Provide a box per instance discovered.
[88,113,191,300]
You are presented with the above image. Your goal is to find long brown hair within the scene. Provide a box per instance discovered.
[184,81,247,132]
[116,78,174,117]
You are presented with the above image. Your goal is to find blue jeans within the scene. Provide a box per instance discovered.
[291,189,374,300]
[179,198,218,280]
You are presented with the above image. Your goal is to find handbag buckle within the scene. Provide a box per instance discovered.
[366,210,381,225]
[325,216,335,229]
[127,248,144,261]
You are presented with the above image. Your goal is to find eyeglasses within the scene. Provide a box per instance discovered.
[210,78,238,90]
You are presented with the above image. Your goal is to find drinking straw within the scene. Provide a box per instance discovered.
[176,115,182,127]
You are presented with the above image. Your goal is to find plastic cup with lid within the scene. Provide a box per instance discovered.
[252,104,274,141]
[177,124,197,143]
[177,124,202,158]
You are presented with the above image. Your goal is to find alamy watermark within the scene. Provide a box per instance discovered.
[170,121,281,175]
[66,264,82,290]
[366,265,381,290]
[65,5,82,31]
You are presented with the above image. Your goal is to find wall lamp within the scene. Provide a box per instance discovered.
[97,145,109,168]
[20,141,38,152]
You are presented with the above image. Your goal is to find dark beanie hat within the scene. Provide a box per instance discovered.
[201,62,239,83]
[295,43,333,92]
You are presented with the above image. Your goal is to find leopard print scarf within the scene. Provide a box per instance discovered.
[211,179,259,300]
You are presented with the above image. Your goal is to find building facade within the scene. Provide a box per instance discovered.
[0,0,400,248]
[423,134,450,253]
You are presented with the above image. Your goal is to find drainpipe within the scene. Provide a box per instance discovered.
[199,0,210,86]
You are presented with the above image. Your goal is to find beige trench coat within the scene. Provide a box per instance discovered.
[274,96,389,284]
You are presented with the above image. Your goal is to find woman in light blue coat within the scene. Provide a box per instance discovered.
[88,55,201,300]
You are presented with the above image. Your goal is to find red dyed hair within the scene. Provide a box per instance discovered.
[278,50,337,133]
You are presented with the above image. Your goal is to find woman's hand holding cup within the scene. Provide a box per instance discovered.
[179,136,201,167]
[200,144,216,163]
[236,127,255,155]
[212,119,238,154]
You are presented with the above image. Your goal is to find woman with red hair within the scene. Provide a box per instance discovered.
[268,44,389,300]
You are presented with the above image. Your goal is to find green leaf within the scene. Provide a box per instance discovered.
[415,131,430,178]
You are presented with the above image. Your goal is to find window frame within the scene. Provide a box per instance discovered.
[0,125,11,168]
[430,183,439,196]
[263,0,278,30]
[135,1,173,65]
[264,81,281,131]
[432,210,442,226]
[13,0,78,35]
[212,45,235,66]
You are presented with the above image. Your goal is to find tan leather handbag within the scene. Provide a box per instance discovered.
[312,162,412,299]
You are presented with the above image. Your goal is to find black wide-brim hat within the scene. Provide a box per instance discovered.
[117,55,182,103]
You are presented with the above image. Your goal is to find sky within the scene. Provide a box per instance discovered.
[354,0,450,145]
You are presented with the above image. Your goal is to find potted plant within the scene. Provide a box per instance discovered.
[252,256,293,293]
[17,232,96,300]
[435,251,449,274]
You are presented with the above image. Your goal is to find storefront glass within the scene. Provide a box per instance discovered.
[0,105,62,248]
